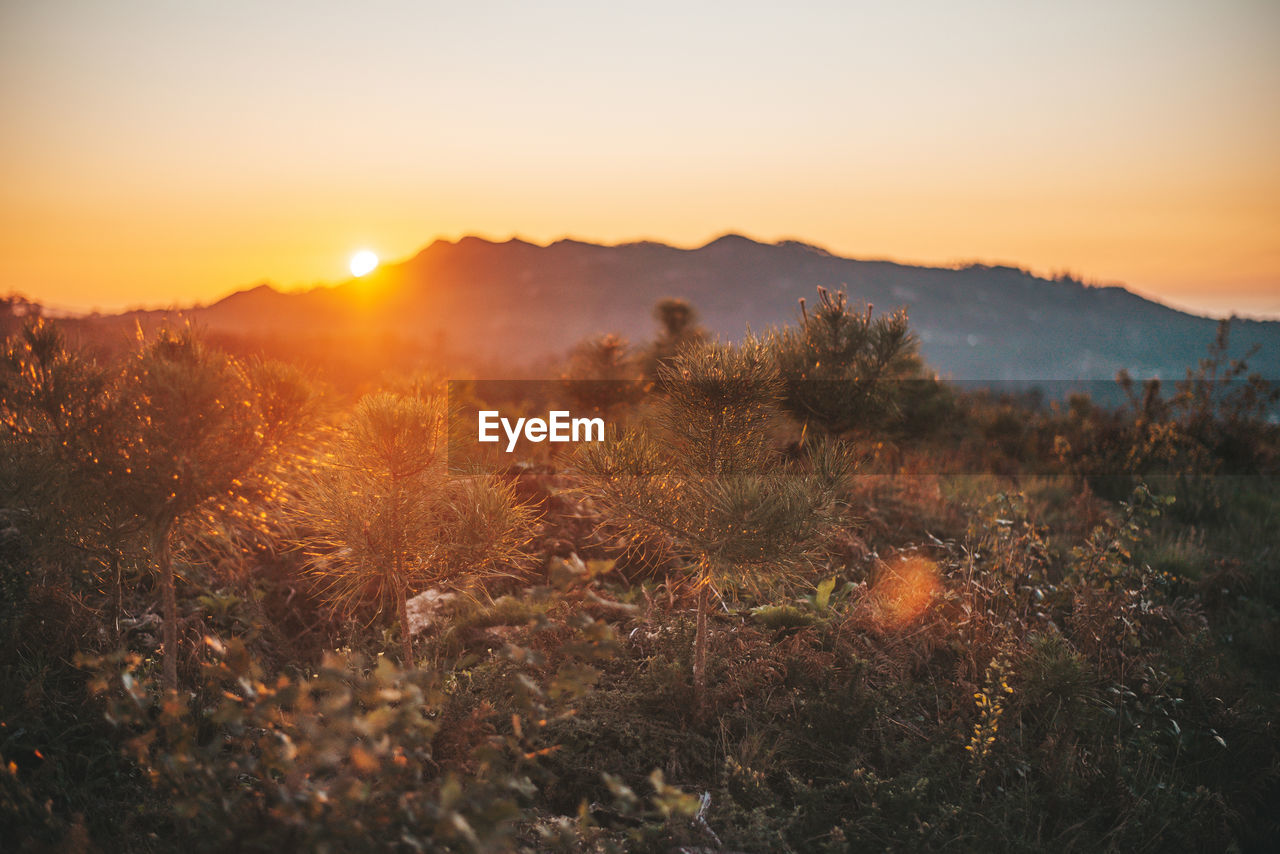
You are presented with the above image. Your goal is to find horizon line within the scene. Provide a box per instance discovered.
[9,230,1279,324]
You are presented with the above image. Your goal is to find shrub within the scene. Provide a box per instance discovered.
[297,391,536,664]
[578,337,852,714]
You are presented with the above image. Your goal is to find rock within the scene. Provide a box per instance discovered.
[405,588,457,637]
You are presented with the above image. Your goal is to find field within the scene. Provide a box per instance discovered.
[2,295,1278,852]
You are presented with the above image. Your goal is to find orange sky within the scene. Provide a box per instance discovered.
[2,1,1278,318]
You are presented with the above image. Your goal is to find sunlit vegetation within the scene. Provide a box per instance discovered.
[577,338,853,715]
[296,390,535,664]
[2,293,1278,851]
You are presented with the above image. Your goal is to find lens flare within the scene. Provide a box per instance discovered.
[870,555,939,629]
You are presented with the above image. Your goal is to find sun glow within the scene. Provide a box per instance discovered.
[349,250,379,277]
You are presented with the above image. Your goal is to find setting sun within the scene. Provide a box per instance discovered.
[349,250,379,278]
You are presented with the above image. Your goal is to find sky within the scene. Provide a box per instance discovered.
[2,0,1278,318]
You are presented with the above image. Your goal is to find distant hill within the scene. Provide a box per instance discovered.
[86,234,1280,381]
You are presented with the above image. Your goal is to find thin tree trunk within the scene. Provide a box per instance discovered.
[111,550,122,640]
[693,433,720,718]
[398,580,413,667]
[154,518,178,693]
[693,576,709,718]
[390,479,413,667]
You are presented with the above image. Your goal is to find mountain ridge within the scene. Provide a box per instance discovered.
[101,233,1278,382]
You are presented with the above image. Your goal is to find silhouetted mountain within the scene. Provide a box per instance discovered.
[106,234,1280,381]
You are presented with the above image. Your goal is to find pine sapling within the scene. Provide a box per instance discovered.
[299,391,535,664]
[578,337,851,715]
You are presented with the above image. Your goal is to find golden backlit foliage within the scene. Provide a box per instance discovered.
[296,390,536,663]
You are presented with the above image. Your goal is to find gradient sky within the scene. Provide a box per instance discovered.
[2,0,1278,317]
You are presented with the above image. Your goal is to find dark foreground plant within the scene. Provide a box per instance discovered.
[578,338,852,715]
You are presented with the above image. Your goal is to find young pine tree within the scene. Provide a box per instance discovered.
[299,391,534,664]
[3,321,309,686]
[643,298,708,382]
[562,333,645,420]
[122,326,310,692]
[771,287,921,440]
[578,338,851,714]
[0,318,142,627]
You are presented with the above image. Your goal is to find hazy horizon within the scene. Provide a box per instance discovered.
[23,230,1279,325]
